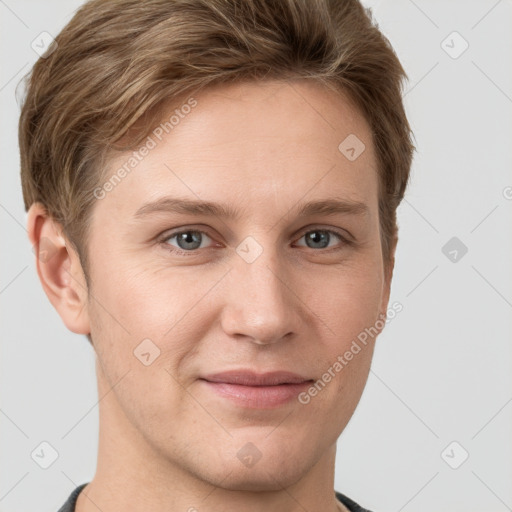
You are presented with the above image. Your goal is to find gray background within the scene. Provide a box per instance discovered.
[1,1,511,511]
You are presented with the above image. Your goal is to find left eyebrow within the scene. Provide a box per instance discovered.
[133,196,369,220]
[294,198,369,218]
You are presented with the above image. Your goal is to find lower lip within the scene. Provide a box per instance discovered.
[200,380,312,408]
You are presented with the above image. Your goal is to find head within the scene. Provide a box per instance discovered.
[20,0,413,492]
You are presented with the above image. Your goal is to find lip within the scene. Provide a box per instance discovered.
[199,370,314,409]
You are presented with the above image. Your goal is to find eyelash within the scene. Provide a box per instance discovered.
[158,227,352,256]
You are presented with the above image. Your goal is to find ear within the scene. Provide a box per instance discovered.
[27,202,91,335]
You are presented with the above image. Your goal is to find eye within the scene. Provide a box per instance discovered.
[295,229,348,250]
[159,227,350,256]
[162,229,214,253]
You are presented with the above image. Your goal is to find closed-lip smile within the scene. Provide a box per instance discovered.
[199,370,314,408]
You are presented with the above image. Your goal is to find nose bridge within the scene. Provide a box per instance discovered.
[220,236,300,344]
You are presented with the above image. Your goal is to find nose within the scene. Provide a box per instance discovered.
[219,245,303,346]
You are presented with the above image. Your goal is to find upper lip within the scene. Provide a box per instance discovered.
[201,370,313,386]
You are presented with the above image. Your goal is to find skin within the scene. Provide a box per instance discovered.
[27,78,396,512]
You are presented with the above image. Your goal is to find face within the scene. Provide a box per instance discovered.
[85,79,392,491]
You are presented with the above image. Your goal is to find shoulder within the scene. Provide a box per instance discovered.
[335,490,375,512]
[57,483,89,512]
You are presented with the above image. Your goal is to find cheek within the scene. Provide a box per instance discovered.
[87,259,220,387]
[308,259,384,338]
[89,254,197,338]
[302,259,384,394]
[87,276,195,439]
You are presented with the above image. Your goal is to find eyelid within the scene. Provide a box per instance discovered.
[294,222,353,239]
[293,226,352,247]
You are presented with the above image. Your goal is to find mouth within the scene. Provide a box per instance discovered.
[199,370,314,409]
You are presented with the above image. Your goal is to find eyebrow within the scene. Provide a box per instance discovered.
[133,196,369,220]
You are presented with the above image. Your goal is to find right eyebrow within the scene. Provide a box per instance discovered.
[134,196,242,221]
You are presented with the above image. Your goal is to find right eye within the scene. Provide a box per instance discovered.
[161,229,216,254]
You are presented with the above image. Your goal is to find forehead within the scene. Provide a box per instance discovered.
[95,79,378,222]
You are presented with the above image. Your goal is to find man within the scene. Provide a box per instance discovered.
[19,1,414,511]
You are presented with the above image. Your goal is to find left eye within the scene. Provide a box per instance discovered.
[295,229,344,249]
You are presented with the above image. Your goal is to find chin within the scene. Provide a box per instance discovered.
[210,462,306,492]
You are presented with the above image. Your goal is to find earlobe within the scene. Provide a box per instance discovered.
[27,202,91,335]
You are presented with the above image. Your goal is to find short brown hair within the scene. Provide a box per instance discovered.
[19,0,414,282]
